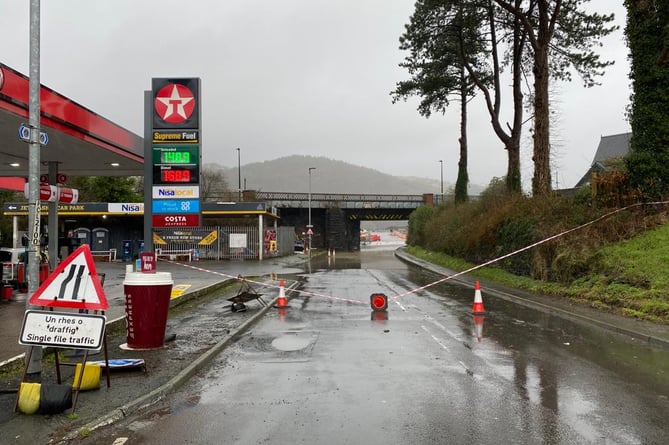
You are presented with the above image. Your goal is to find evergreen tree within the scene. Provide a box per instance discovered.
[392,0,487,203]
[625,0,669,199]
[67,176,141,202]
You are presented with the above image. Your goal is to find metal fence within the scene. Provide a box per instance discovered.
[153,225,295,261]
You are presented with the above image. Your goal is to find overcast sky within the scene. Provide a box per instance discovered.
[1,0,629,191]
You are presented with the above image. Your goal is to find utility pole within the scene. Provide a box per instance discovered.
[25,0,42,377]
[308,167,316,257]
[236,147,241,202]
[439,160,444,203]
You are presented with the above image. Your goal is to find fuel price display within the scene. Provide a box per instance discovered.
[161,150,191,164]
[153,165,199,185]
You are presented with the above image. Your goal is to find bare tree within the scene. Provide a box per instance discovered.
[200,164,230,200]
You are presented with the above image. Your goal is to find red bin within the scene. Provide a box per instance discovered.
[17,262,49,284]
[123,271,173,349]
[2,285,13,300]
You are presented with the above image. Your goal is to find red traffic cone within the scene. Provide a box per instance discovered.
[472,280,486,315]
[274,279,288,308]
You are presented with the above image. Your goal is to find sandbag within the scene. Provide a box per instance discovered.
[17,382,41,415]
[38,383,72,415]
[73,363,101,391]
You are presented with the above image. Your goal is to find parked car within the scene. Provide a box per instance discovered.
[294,240,305,253]
[1,247,50,290]
[1,247,25,288]
[370,233,381,242]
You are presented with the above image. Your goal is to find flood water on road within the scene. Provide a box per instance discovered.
[79,235,669,445]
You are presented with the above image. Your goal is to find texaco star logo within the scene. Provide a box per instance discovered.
[154,83,195,124]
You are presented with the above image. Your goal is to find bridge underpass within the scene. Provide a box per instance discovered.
[254,191,433,251]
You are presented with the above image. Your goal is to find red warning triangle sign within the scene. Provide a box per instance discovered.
[29,244,109,310]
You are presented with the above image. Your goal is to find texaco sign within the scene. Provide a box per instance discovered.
[152,78,200,129]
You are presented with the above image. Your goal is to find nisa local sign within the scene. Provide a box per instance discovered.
[108,203,144,214]
[152,185,200,199]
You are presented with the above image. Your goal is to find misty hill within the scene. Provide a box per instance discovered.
[210,155,484,195]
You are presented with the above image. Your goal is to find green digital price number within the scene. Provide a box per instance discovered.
[161,150,191,164]
[152,145,199,166]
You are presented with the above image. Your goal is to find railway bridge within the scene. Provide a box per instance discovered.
[252,191,436,251]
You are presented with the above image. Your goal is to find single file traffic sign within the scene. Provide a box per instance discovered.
[19,310,106,350]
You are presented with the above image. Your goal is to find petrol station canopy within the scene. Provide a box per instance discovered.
[0,63,144,180]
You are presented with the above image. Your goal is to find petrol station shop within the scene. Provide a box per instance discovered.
[2,201,295,261]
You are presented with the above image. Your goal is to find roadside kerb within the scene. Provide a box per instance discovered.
[59,279,299,442]
[394,248,669,349]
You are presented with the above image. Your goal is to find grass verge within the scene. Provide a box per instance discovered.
[406,238,669,325]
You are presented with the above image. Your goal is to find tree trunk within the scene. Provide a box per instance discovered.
[532,46,552,196]
[506,0,524,194]
[506,137,521,193]
[455,65,469,204]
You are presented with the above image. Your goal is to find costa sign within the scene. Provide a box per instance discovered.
[152,214,200,227]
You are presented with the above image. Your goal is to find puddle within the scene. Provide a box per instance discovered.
[271,331,315,351]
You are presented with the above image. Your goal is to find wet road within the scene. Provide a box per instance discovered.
[79,233,669,444]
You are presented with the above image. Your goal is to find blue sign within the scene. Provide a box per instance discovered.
[152,199,200,214]
[18,123,48,145]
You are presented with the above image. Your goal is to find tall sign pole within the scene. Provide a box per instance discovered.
[25,0,42,376]
[148,78,202,236]
[143,91,153,253]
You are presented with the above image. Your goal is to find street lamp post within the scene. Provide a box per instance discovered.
[308,167,316,257]
[439,159,444,203]
[236,147,241,202]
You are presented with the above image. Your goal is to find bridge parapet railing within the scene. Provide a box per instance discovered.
[256,192,425,202]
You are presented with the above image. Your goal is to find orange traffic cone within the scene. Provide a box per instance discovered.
[274,279,288,308]
[472,280,486,315]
